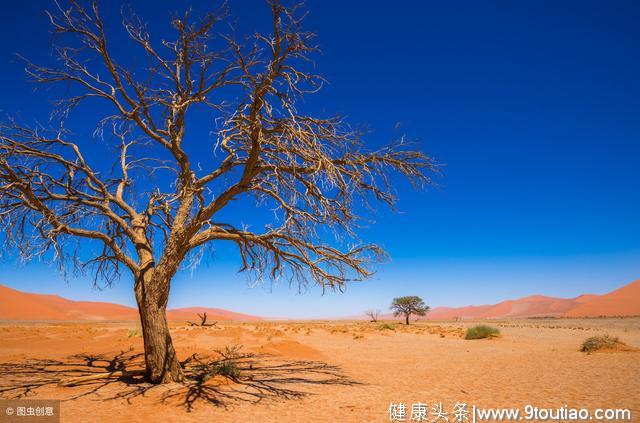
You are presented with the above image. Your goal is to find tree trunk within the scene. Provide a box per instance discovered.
[135,271,184,384]
[405,314,410,325]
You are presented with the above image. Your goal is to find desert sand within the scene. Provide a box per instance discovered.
[1,281,639,421]
[1,318,639,422]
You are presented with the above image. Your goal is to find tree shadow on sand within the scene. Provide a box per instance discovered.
[0,347,360,411]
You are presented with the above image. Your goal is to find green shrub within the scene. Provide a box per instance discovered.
[580,335,624,353]
[464,325,500,340]
[210,360,241,379]
[193,345,244,381]
[377,323,396,331]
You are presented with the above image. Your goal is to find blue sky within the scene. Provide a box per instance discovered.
[0,1,639,318]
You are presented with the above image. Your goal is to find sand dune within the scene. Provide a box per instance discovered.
[426,295,592,320]
[424,280,638,320]
[0,285,261,322]
[574,293,599,304]
[0,285,138,321]
[2,278,638,322]
[565,279,640,317]
[166,307,262,322]
[371,278,638,320]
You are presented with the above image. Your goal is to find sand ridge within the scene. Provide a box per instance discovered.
[0,285,262,322]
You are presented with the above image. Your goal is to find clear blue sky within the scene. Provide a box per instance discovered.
[0,1,638,318]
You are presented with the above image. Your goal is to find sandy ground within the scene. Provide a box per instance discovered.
[1,318,639,422]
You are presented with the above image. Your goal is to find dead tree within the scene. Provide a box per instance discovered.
[365,309,381,322]
[0,1,436,384]
[187,312,217,327]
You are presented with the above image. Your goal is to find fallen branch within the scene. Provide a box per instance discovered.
[58,369,146,387]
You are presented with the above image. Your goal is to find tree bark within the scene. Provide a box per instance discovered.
[405,314,410,325]
[135,270,184,384]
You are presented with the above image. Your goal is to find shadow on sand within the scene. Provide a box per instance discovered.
[0,348,359,411]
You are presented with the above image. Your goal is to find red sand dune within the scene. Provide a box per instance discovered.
[574,294,599,304]
[371,279,639,320]
[166,307,262,322]
[0,285,261,322]
[1,278,638,322]
[425,295,592,320]
[565,279,640,317]
[0,285,138,321]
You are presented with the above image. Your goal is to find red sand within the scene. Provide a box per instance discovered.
[0,285,138,321]
[0,285,261,322]
[426,295,593,319]
[1,278,638,323]
[371,279,639,321]
[565,279,640,317]
[166,306,262,322]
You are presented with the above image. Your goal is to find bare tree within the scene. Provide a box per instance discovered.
[187,312,217,327]
[365,309,381,322]
[0,0,436,383]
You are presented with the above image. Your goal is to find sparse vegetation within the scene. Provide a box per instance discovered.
[191,345,244,381]
[377,323,396,331]
[208,360,242,380]
[580,335,627,353]
[464,325,500,339]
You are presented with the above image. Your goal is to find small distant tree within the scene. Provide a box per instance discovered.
[391,296,429,325]
[365,309,381,322]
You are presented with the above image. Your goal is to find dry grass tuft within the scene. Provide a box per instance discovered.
[377,323,396,331]
[580,335,630,353]
[464,325,500,340]
[127,328,142,338]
